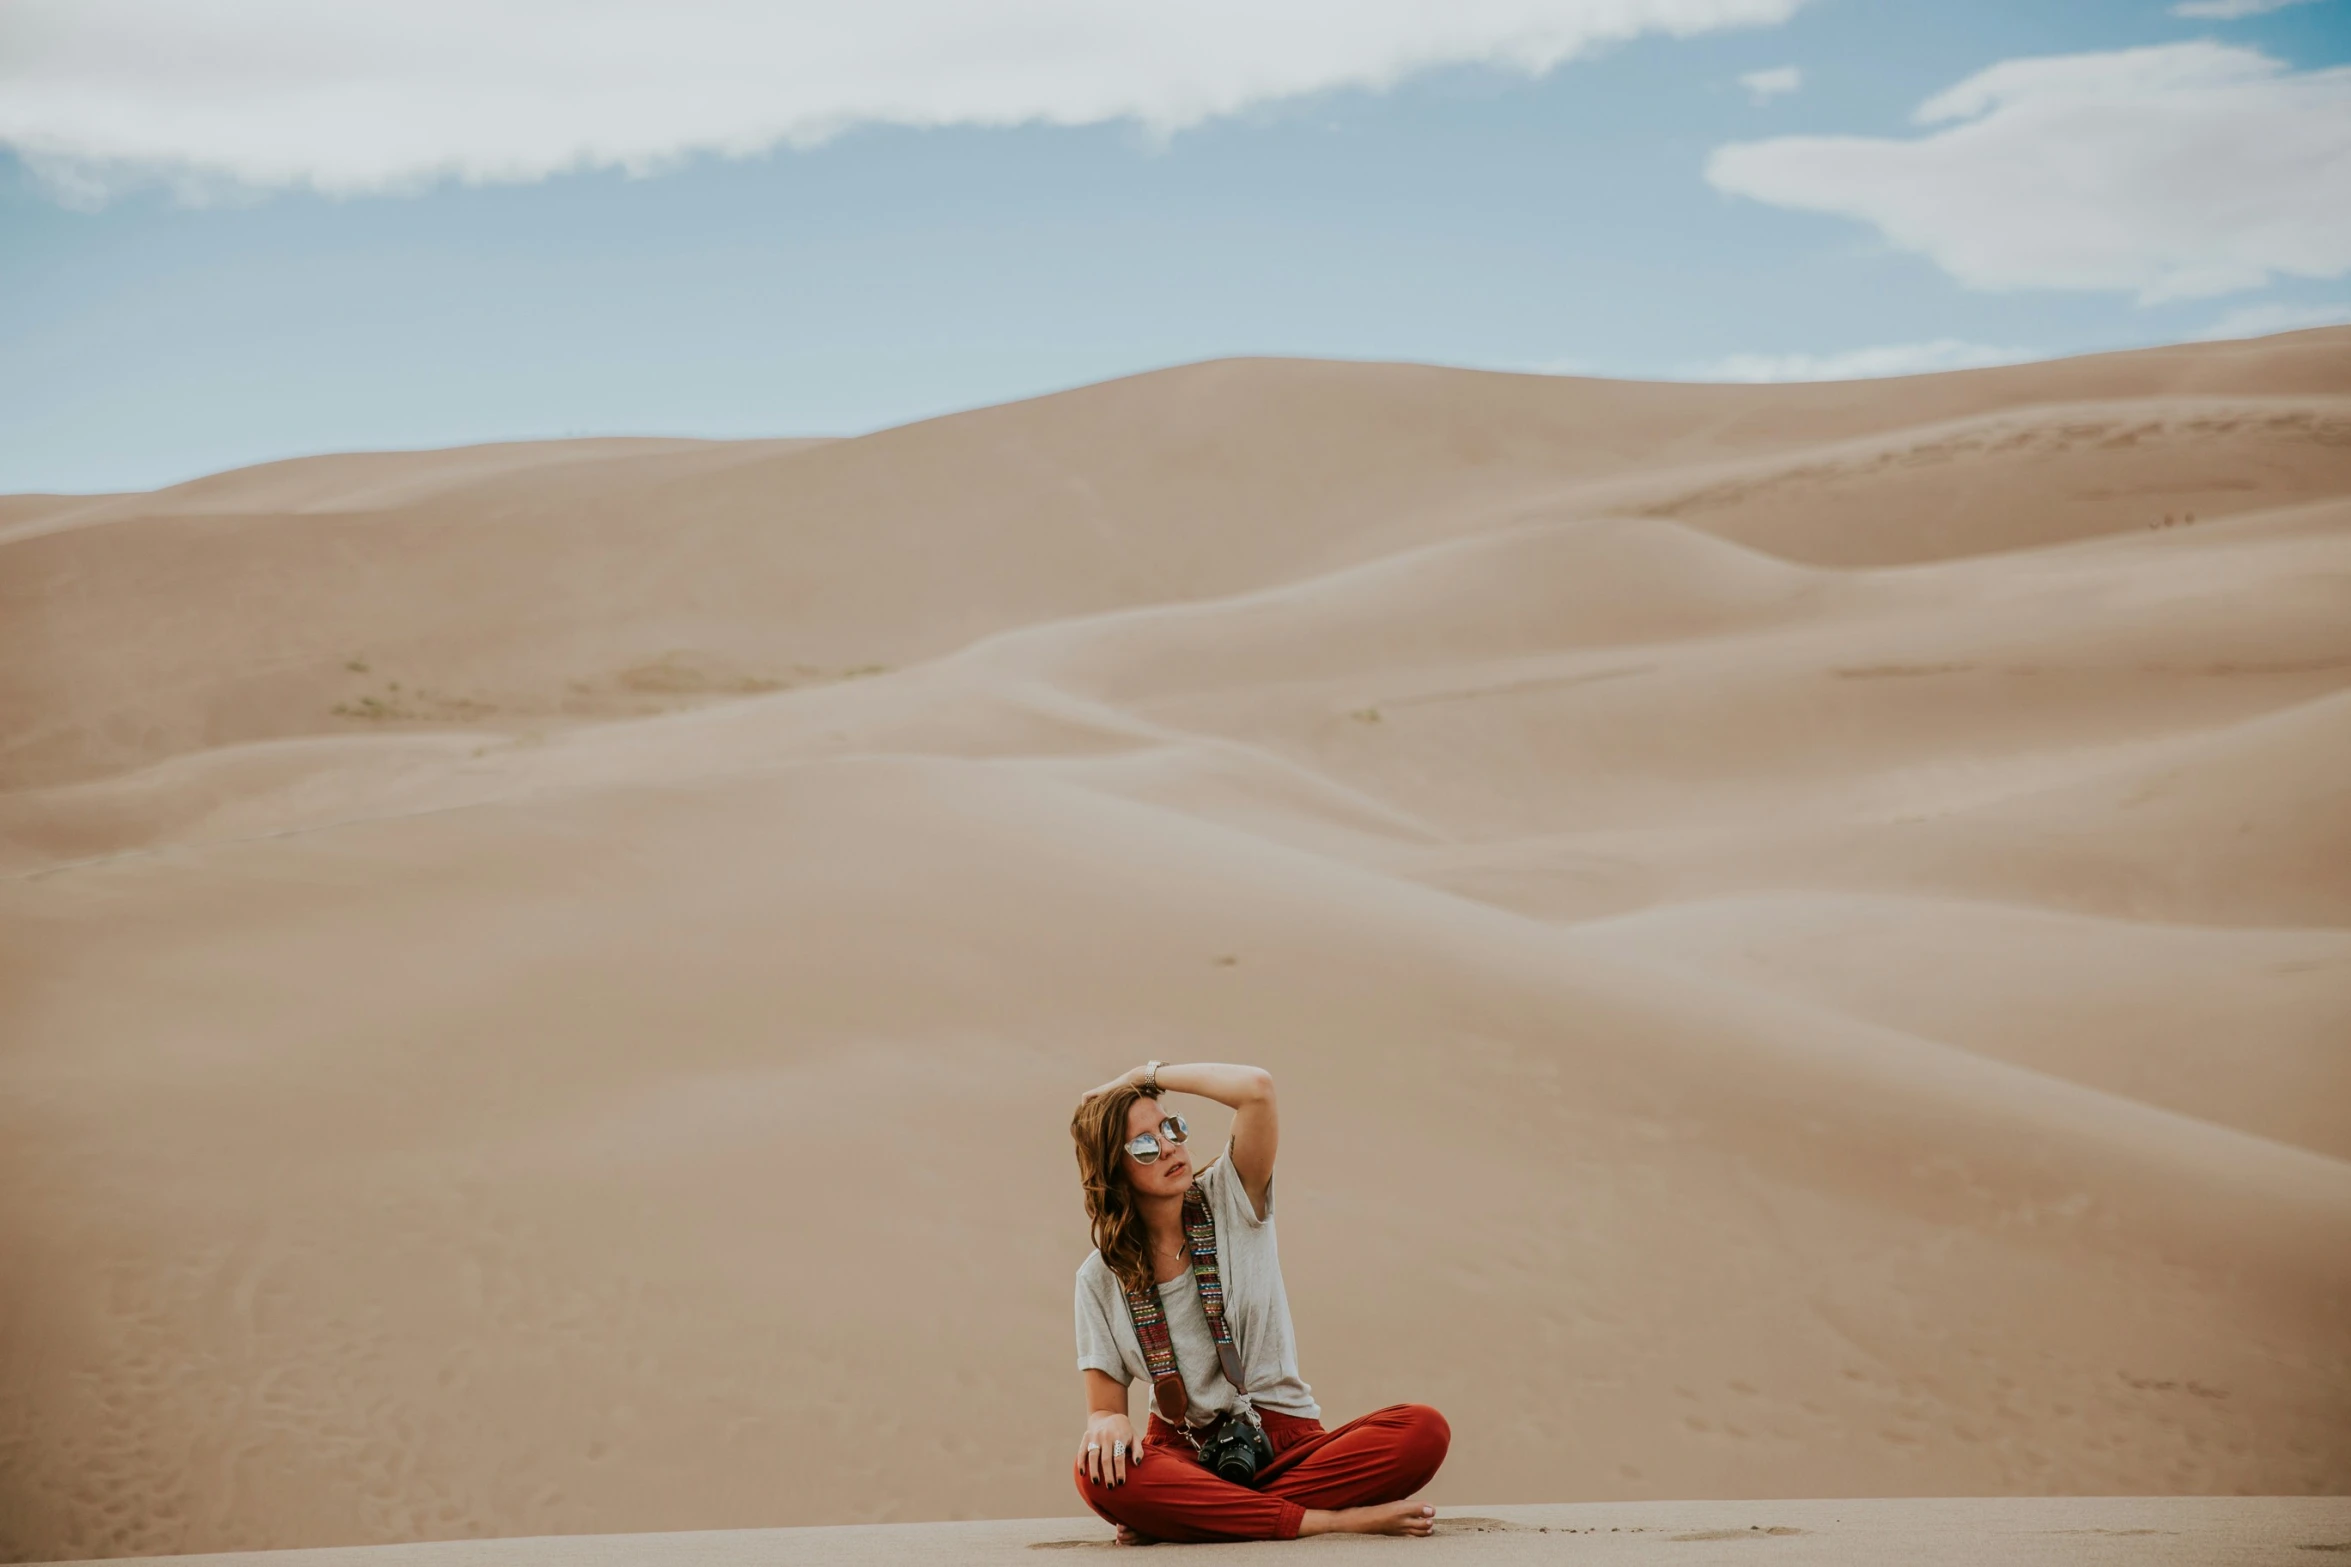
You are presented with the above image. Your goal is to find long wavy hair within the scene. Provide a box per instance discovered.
[1072,1084,1159,1296]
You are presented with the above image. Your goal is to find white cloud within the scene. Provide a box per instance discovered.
[1705,41,2351,303]
[2195,298,2351,337]
[0,0,1804,204]
[1740,65,1802,104]
[2172,0,2320,18]
[1684,338,2043,382]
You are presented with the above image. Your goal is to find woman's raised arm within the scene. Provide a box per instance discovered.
[1081,1061,1277,1219]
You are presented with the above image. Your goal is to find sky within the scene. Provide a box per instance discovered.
[2,0,2347,493]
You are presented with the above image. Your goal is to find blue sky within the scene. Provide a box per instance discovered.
[3,0,2346,493]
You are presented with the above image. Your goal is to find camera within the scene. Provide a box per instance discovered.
[1195,1407,1275,1486]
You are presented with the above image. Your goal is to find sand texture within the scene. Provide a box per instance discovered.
[2,331,2348,1559]
[44,1498,2351,1567]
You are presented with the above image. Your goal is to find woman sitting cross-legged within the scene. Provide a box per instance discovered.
[1069,1060,1449,1545]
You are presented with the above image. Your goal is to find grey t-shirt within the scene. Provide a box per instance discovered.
[1073,1146,1320,1426]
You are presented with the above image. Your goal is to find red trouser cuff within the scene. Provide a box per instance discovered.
[1274,1499,1306,1540]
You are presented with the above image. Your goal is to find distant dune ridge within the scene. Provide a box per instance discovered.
[1,331,2347,1561]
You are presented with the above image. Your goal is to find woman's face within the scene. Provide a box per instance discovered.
[1121,1094,1193,1198]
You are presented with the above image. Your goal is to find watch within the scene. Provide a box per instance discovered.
[1142,1060,1164,1096]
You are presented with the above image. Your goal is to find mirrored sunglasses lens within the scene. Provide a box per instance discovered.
[1161,1115,1188,1144]
[1126,1134,1162,1164]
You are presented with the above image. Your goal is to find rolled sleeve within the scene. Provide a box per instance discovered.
[1075,1271,1130,1382]
[1203,1145,1272,1228]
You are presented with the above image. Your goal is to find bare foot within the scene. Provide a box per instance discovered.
[1299,1502,1437,1537]
[1114,1524,1158,1546]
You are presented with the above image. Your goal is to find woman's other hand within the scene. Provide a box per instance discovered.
[1080,1410,1144,1486]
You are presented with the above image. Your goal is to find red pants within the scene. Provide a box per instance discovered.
[1074,1403,1449,1544]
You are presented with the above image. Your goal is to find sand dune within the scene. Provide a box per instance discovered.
[1633,397,2351,565]
[2,330,2347,1561]
[1571,894,2350,1160]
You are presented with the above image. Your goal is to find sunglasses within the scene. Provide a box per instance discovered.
[1124,1114,1190,1165]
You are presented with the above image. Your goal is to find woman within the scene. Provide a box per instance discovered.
[1070,1060,1449,1544]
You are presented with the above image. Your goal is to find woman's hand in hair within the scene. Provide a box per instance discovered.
[1077,1067,1143,1108]
[1080,1409,1145,1487]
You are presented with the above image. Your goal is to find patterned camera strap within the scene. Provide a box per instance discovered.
[1123,1184,1248,1425]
